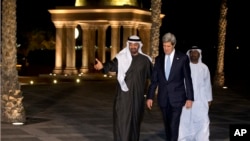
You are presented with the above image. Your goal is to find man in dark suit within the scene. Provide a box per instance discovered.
[146,32,194,141]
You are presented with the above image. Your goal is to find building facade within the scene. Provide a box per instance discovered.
[49,0,164,75]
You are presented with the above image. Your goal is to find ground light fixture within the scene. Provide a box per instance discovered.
[76,78,80,83]
[12,122,24,126]
[29,80,34,85]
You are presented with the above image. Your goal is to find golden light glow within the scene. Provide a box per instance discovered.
[75,0,138,7]
[12,122,24,126]
[76,78,81,83]
[30,80,34,85]
[108,0,136,6]
[53,79,57,84]
[75,0,87,6]
[75,28,79,39]
[49,9,152,16]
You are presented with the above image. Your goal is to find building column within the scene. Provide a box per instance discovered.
[97,25,108,63]
[88,25,97,72]
[53,22,65,74]
[79,23,90,73]
[63,22,78,75]
[133,24,138,35]
[110,23,120,60]
[122,24,134,48]
[138,24,151,56]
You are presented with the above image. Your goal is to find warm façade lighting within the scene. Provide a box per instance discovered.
[75,0,137,7]
[103,74,107,77]
[53,79,57,84]
[75,28,79,39]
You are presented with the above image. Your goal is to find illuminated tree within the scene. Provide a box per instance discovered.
[1,0,26,123]
[150,0,162,63]
[214,0,228,87]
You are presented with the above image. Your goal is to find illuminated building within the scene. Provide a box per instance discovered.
[49,0,164,75]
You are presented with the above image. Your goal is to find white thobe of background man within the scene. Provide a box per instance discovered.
[178,46,213,141]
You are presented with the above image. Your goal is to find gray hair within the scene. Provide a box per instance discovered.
[162,32,176,47]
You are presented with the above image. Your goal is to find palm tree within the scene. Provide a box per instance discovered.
[1,0,26,123]
[213,0,228,88]
[150,0,162,63]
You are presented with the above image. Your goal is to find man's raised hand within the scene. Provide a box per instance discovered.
[94,58,103,70]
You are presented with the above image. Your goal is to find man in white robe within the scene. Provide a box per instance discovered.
[178,46,213,141]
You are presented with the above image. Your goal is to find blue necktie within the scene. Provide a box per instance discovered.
[165,55,171,80]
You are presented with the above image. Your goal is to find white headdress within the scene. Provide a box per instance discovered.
[186,46,202,63]
[116,35,152,91]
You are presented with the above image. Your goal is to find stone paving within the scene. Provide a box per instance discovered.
[1,75,250,141]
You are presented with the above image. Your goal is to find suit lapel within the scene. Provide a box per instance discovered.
[160,55,167,80]
[168,52,179,81]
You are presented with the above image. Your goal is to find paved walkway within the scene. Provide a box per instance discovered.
[1,75,250,141]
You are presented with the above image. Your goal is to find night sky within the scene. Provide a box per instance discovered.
[16,0,247,84]
[16,0,244,47]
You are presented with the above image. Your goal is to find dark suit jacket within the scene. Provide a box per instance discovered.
[147,50,194,107]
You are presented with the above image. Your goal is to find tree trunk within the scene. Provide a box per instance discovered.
[150,0,162,63]
[1,0,26,123]
[213,0,228,88]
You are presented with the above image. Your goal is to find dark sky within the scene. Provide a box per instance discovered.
[16,0,247,75]
[16,0,245,47]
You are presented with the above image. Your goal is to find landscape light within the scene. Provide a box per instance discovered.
[76,78,80,83]
[12,122,24,126]
[30,80,34,85]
